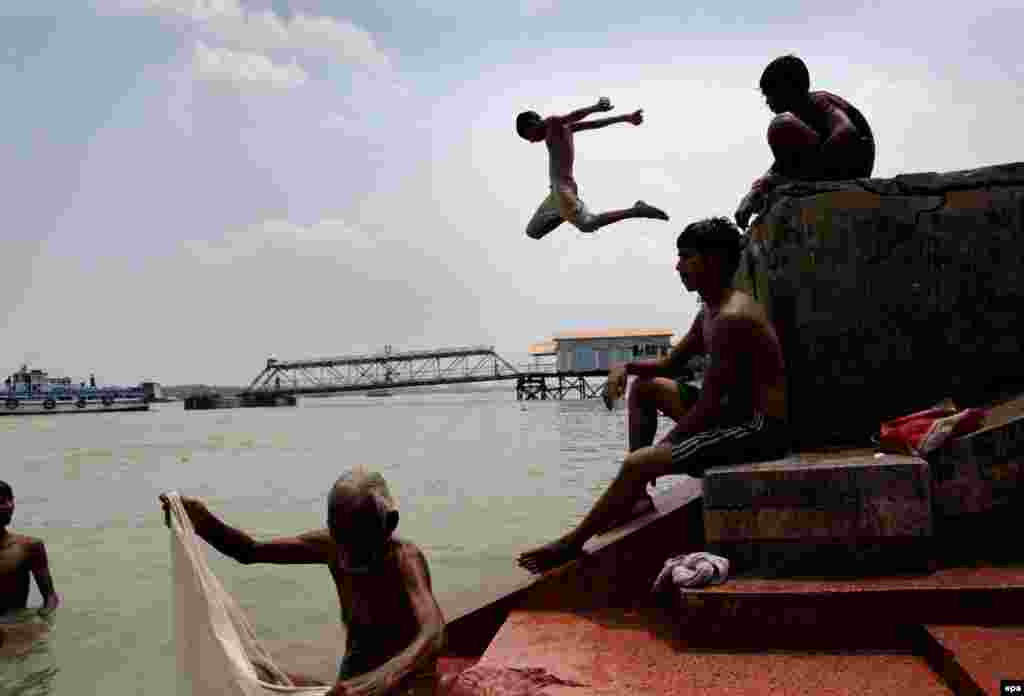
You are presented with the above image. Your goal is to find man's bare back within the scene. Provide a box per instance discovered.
[0,533,44,612]
[0,483,59,618]
[0,482,59,655]
[700,289,787,425]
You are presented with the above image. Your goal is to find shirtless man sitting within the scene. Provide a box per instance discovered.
[517,97,670,239]
[735,55,876,229]
[0,480,60,651]
[518,217,790,574]
[161,468,444,696]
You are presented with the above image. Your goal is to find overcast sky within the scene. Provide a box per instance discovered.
[2,1,1021,385]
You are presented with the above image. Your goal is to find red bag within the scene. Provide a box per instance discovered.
[878,406,987,456]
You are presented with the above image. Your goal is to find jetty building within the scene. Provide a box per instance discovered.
[529,328,674,373]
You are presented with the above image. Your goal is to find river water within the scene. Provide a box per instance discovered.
[1,390,678,695]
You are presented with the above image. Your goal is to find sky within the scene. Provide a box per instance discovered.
[1,1,1022,386]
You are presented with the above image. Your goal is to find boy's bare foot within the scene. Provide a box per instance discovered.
[517,538,584,575]
[596,495,655,535]
[634,201,669,221]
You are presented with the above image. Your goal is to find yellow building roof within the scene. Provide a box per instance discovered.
[552,328,674,341]
[528,341,558,355]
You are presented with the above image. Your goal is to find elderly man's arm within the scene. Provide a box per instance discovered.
[29,539,59,616]
[330,545,445,696]
[161,495,331,565]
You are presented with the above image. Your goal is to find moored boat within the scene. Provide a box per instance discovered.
[1,366,149,416]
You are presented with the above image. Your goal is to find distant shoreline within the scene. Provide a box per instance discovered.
[160,383,514,399]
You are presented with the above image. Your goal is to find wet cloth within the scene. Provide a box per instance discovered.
[652,552,730,592]
[443,666,587,696]
[165,491,327,696]
[669,412,790,477]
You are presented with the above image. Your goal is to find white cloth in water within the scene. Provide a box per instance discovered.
[651,552,730,592]
[166,491,328,696]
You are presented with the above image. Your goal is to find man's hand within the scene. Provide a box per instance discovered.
[736,172,789,228]
[628,109,643,125]
[596,96,612,112]
[605,366,628,407]
[159,494,204,529]
[326,673,392,696]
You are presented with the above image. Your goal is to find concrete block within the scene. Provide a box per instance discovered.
[703,454,933,573]
[930,403,1024,517]
[734,162,1024,447]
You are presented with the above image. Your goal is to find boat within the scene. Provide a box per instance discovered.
[1,366,149,416]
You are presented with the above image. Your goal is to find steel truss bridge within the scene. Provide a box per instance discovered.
[242,346,610,400]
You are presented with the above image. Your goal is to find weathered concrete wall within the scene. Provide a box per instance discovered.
[735,162,1024,447]
[703,454,933,573]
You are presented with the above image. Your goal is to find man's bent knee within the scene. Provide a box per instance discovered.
[526,214,562,240]
[768,113,820,154]
[622,446,673,482]
[627,375,656,400]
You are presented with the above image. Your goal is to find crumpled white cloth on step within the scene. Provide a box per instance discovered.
[165,491,329,696]
[651,552,730,592]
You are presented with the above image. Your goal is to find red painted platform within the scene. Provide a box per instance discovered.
[475,607,950,695]
[673,564,1024,629]
[923,625,1024,696]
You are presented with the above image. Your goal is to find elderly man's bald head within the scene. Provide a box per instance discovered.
[326,468,399,549]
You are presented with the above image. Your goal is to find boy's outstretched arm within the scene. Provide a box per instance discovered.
[554,97,614,123]
[571,109,643,132]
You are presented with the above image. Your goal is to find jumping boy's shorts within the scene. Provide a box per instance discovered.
[525,182,594,238]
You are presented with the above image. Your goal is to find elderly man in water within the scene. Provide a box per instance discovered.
[161,468,444,696]
[0,480,60,652]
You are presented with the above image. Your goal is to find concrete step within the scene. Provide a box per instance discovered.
[703,453,934,574]
[671,565,1024,632]
[930,396,1024,518]
[469,607,950,695]
[918,625,1024,696]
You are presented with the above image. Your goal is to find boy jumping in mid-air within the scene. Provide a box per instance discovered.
[517,97,670,240]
